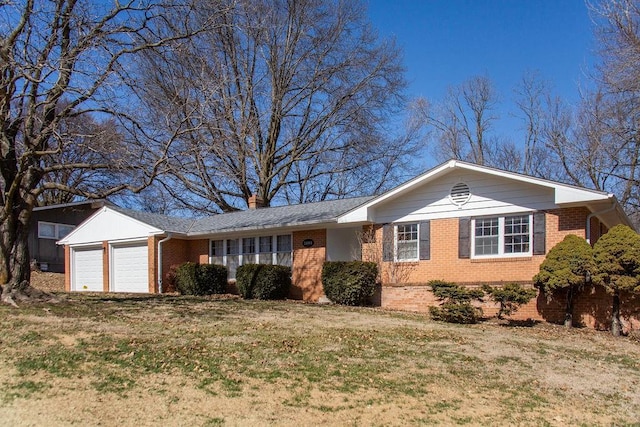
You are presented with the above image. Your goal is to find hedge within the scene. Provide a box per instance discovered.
[236,264,291,300]
[174,262,227,295]
[322,261,378,306]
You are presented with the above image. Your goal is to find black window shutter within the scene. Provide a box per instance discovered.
[382,224,393,262]
[533,212,546,255]
[459,217,471,259]
[419,220,430,260]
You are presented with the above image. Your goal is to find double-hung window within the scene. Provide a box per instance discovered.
[395,223,419,262]
[210,234,292,278]
[472,214,531,257]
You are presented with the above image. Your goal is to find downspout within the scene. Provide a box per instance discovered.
[586,203,616,245]
[157,233,173,293]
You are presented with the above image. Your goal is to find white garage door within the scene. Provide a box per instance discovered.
[112,243,149,293]
[72,247,103,292]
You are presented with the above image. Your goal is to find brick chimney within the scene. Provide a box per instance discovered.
[248,193,265,209]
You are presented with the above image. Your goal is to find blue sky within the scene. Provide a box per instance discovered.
[367,0,597,156]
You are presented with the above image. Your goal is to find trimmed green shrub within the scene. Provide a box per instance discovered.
[592,225,640,336]
[197,264,228,294]
[174,262,228,296]
[429,303,480,324]
[236,264,291,300]
[533,234,593,327]
[322,261,378,306]
[483,283,537,319]
[428,280,483,324]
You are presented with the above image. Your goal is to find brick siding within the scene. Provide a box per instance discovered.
[291,229,326,301]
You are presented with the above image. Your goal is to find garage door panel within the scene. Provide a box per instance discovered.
[72,247,103,292]
[112,243,149,293]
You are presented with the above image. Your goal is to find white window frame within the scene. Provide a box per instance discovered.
[394,223,419,262]
[209,234,293,277]
[38,221,75,240]
[471,214,533,258]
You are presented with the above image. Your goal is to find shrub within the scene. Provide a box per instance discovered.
[483,283,537,319]
[236,264,291,300]
[533,234,593,327]
[428,280,483,324]
[429,303,480,324]
[197,264,228,294]
[592,225,640,336]
[174,262,228,296]
[322,261,378,306]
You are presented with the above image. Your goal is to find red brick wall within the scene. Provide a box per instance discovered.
[291,229,326,301]
[188,239,209,264]
[102,241,109,292]
[366,208,591,286]
[371,207,640,331]
[64,245,71,292]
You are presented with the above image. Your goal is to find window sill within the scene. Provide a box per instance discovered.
[470,256,533,263]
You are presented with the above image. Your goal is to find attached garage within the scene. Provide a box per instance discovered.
[71,246,104,291]
[58,206,176,294]
[111,242,149,293]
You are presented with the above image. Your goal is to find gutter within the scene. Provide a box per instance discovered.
[586,202,616,245]
[157,233,173,293]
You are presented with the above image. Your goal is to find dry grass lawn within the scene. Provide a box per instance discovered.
[0,272,638,426]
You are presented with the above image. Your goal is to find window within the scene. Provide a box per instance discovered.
[226,239,239,278]
[211,240,223,265]
[472,214,531,257]
[395,223,418,261]
[276,235,292,266]
[259,236,273,264]
[242,237,256,264]
[38,222,75,239]
[209,234,292,278]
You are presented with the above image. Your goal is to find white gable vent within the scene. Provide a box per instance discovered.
[449,182,471,206]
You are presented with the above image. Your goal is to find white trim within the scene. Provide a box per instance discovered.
[338,160,616,224]
[209,233,293,278]
[394,223,419,262]
[471,213,533,259]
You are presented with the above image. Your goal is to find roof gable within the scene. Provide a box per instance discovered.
[338,160,618,224]
[58,207,164,245]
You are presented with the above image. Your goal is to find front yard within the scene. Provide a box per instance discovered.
[0,289,639,426]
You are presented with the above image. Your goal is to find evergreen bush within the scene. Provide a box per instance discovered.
[236,264,291,300]
[428,280,483,324]
[322,261,378,306]
[533,234,594,327]
[592,224,640,336]
[174,262,228,296]
[483,283,537,319]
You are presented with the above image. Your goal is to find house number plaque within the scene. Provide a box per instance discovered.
[302,239,314,247]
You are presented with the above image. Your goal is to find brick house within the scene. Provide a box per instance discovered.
[58,160,639,329]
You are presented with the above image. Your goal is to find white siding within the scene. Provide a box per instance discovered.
[72,247,103,292]
[111,243,149,293]
[373,170,557,224]
[326,227,361,261]
[61,208,161,245]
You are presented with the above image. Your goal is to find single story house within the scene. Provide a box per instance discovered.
[29,199,109,272]
[58,160,639,329]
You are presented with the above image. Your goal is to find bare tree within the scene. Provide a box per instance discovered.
[139,0,418,213]
[0,0,208,304]
[416,75,499,166]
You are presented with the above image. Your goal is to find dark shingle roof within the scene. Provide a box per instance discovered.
[111,196,373,236]
[189,196,373,235]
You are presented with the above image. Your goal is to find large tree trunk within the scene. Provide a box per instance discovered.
[564,287,574,328]
[611,290,622,337]
[0,204,54,306]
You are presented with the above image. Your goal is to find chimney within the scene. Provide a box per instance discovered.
[248,193,265,210]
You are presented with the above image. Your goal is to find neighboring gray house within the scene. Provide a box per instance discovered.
[29,200,109,272]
